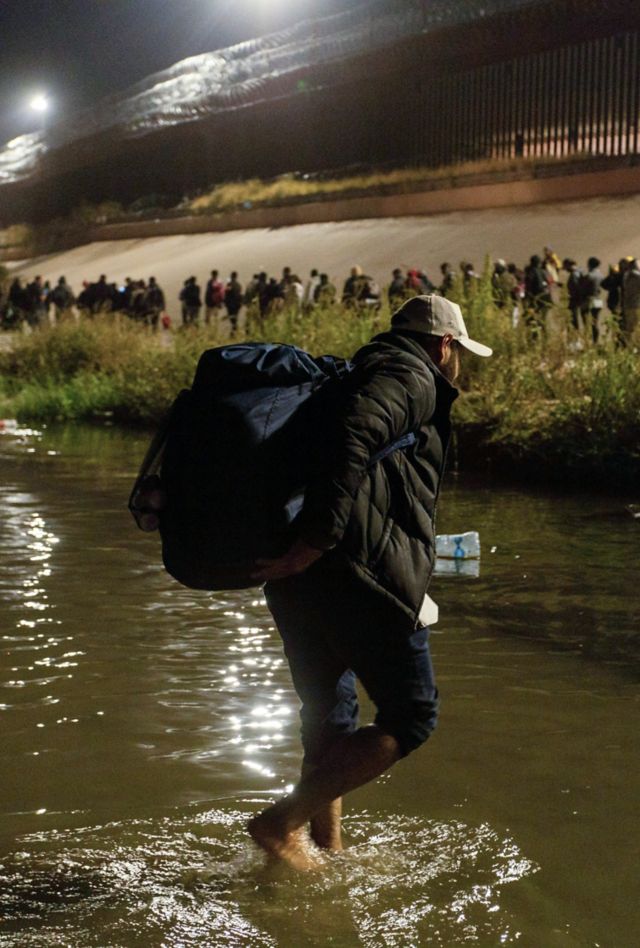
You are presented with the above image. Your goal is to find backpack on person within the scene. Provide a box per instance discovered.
[129,342,415,592]
[361,277,381,300]
[129,343,347,590]
[576,272,594,306]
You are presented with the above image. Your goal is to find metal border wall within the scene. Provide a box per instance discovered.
[405,30,640,166]
[1,1,638,222]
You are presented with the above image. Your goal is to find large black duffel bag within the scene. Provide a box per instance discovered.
[129,341,416,591]
[129,343,350,590]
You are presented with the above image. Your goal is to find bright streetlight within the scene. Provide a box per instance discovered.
[30,93,50,114]
[28,92,52,133]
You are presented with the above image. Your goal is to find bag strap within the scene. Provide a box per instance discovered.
[128,389,189,514]
[368,431,417,467]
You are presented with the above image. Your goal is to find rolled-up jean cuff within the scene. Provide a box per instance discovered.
[375,688,440,757]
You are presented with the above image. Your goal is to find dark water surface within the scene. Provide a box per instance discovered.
[1,424,638,947]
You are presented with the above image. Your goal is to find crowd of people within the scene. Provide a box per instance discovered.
[2,247,639,345]
[0,274,168,330]
[179,267,346,330]
[486,249,640,345]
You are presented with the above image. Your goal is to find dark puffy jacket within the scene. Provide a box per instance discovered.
[297,331,457,626]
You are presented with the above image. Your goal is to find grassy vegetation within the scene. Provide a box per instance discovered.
[0,274,638,487]
[0,152,598,255]
[448,276,640,483]
[0,224,33,253]
[0,319,208,424]
[0,202,127,257]
[188,154,588,215]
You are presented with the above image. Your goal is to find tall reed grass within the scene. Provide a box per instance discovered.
[188,155,584,215]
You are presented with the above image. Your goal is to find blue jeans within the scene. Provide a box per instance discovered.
[265,566,439,763]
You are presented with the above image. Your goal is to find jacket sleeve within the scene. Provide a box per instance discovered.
[297,354,436,550]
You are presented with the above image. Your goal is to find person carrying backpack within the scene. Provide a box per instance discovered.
[144,277,166,330]
[247,295,492,870]
[358,274,381,310]
[49,276,75,321]
[179,276,202,325]
[524,255,552,335]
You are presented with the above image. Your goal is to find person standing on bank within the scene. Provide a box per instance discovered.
[205,270,225,325]
[179,276,202,325]
[249,295,492,870]
[224,271,244,336]
[580,257,604,344]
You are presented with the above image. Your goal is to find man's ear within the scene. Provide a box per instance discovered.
[437,333,455,364]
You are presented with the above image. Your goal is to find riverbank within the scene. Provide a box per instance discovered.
[1,279,638,489]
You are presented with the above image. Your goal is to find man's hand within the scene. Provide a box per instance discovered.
[251,538,324,582]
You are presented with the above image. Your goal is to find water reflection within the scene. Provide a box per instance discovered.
[0,806,536,947]
[1,423,639,947]
[0,472,83,817]
[220,607,293,783]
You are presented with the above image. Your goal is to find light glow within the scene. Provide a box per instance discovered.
[30,94,50,114]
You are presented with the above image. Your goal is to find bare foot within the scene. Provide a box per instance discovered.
[311,832,343,853]
[248,810,325,872]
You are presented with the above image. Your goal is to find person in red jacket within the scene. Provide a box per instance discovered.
[204,269,225,325]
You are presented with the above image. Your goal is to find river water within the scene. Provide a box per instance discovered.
[0,423,638,948]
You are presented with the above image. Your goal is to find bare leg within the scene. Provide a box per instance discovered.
[249,725,400,869]
[310,796,343,851]
[302,761,343,851]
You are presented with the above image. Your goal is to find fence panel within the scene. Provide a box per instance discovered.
[406,29,639,167]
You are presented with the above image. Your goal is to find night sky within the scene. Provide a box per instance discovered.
[0,0,363,145]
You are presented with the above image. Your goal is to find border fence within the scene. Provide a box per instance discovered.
[402,30,640,167]
[1,0,638,222]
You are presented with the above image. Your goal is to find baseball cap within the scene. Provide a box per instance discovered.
[391,294,493,357]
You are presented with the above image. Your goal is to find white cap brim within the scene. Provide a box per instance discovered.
[458,336,493,357]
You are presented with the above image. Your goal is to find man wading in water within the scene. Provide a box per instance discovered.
[249,296,492,870]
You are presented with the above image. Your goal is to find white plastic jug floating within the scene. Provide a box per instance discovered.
[434,558,480,578]
[435,531,480,560]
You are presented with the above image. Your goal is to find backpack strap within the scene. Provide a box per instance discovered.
[128,389,190,526]
[368,431,417,467]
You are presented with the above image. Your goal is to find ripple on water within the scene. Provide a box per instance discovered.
[0,807,537,947]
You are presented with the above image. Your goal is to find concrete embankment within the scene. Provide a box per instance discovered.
[8,190,640,321]
[89,162,640,241]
